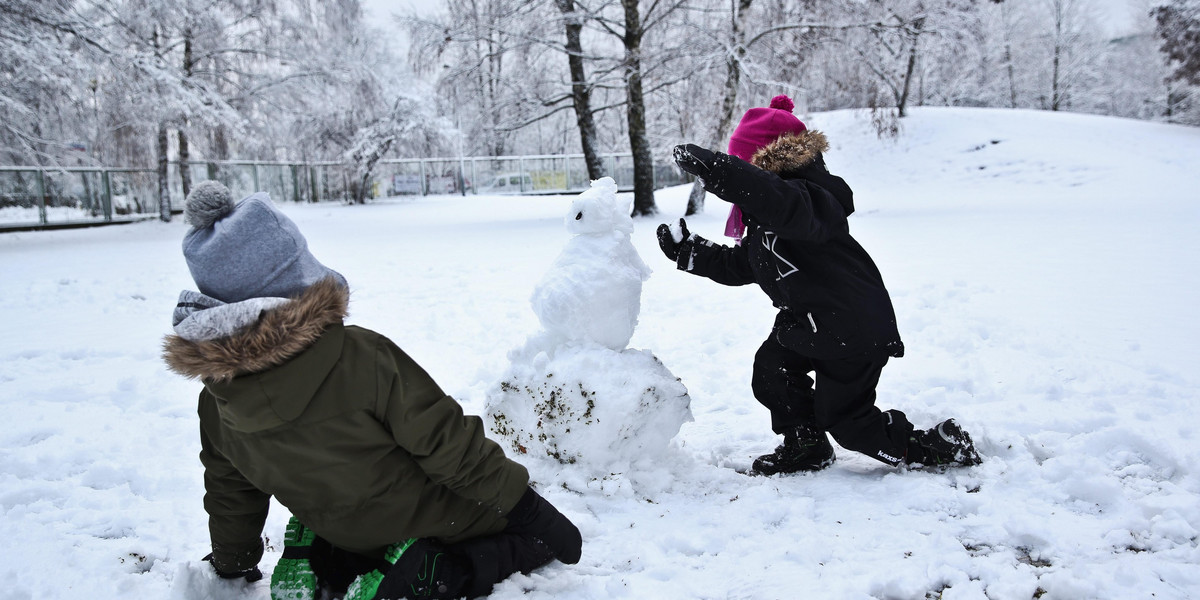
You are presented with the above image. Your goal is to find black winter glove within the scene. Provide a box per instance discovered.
[655,218,691,262]
[673,144,718,179]
[203,552,263,583]
[504,487,582,564]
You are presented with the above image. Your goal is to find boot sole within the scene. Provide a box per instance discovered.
[271,517,318,600]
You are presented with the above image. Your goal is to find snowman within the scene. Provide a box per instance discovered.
[529,176,650,350]
[486,178,692,471]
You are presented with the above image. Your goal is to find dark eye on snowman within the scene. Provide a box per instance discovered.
[575,212,583,220]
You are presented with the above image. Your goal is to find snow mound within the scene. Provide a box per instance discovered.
[487,339,691,469]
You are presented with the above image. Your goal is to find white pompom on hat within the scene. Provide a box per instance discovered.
[184,180,236,229]
[181,181,347,303]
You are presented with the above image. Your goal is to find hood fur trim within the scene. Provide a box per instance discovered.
[162,278,348,383]
[751,130,830,174]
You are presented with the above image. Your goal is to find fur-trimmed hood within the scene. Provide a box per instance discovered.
[162,278,348,383]
[750,129,829,175]
[748,129,853,216]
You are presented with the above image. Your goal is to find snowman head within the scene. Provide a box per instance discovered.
[566,177,633,235]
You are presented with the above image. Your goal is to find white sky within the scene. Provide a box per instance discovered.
[361,0,443,25]
[362,0,1144,36]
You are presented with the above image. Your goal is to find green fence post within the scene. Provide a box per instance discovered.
[291,165,300,203]
[102,169,113,222]
[459,157,467,196]
[36,169,48,225]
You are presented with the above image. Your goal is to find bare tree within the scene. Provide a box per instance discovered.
[556,0,607,179]
[345,95,451,204]
[685,0,753,216]
[1034,0,1104,111]
[1153,0,1200,122]
[618,0,656,215]
[575,0,691,216]
[831,1,937,118]
[407,0,547,157]
[0,0,102,166]
[1154,0,1200,85]
[995,0,1023,108]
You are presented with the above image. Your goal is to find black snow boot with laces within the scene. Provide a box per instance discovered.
[906,419,982,468]
[750,423,836,476]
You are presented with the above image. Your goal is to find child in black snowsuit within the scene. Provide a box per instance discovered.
[657,95,981,474]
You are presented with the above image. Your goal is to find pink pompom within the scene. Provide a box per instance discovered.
[769,95,794,113]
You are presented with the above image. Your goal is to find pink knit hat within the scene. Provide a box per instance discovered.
[727,95,807,162]
[725,95,807,240]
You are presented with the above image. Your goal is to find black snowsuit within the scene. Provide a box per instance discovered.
[673,130,913,466]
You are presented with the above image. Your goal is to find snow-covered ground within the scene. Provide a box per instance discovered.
[2,107,1199,600]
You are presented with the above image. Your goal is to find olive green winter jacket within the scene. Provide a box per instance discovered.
[162,279,529,574]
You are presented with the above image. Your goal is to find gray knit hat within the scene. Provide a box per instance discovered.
[182,181,347,303]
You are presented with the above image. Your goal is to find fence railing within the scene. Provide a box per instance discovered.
[0,154,690,229]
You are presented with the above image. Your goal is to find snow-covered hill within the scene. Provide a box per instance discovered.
[1,107,1198,599]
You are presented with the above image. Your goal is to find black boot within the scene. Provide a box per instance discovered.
[750,424,835,475]
[364,539,473,600]
[906,419,981,468]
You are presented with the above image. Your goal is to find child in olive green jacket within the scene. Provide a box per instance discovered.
[164,181,580,600]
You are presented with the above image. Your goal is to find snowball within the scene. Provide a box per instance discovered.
[669,221,686,244]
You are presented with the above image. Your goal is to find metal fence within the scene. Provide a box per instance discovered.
[0,154,690,230]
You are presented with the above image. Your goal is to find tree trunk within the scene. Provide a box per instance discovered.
[621,0,656,217]
[157,121,171,222]
[354,174,369,204]
[212,126,229,161]
[153,26,171,222]
[483,8,506,158]
[687,0,753,217]
[897,17,924,118]
[556,0,606,180]
[178,33,193,198]
[715,0,753,147]
[1051,47,1061,110]
[1005,41,1017,108]
[685,180,707,216]
[1051,12,1063,111]
[1001,2,1018,108]
[353,137,394,205]
[179,127,191,197]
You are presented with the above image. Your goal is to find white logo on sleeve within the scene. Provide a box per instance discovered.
[761,231,799,280]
